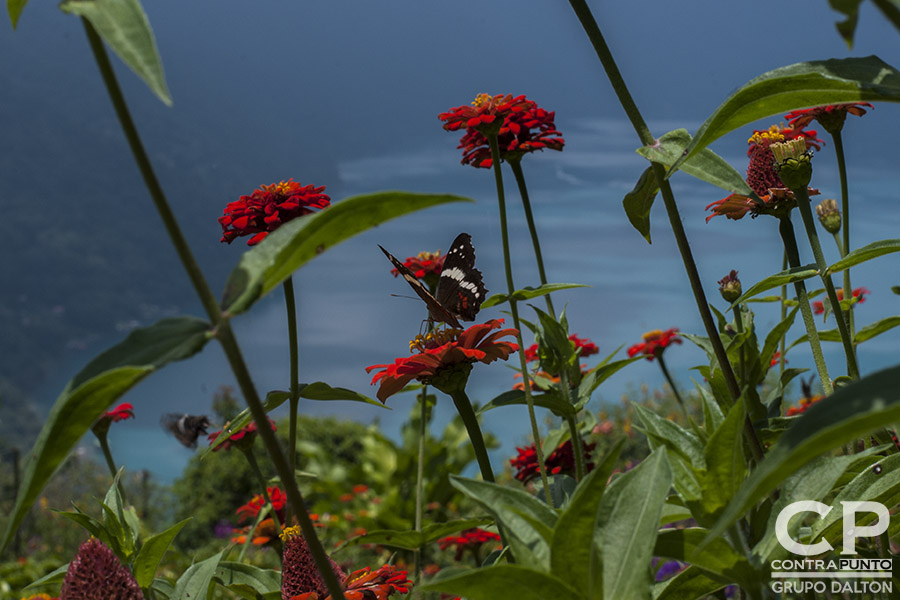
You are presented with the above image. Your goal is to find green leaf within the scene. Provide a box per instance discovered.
[728,265,818,307]
[550,439,624,599]
[699,398,747,522]
[55,508,115,550]
[222,192,471,314]
[632,404,705,469]
[702,364,900,547]
[298,381,385,408]
[134,518,191,587]
[577,357,643,400]
[59,0,172,105]
[172,550,224,600]
[827,239,900,274]
[8,0,27,28]
[20,563,68,592]
[760,306,799,373]
[205,390,289,454]
[451,476,558,569]
[338,518,491,550]
[636,129,752,195]
[214,562,281,592]
[622,166,658,243]
[854,316,900,343]
[660,501,693,527]
[872,0,900,41]
[481,283,589,309]
[0,318,210,554]
[671,56,900,171]
[654,528,757,587]
[829,0,863,47]
[596,448,672,600]
[419,565,582,600]
[479,390,575,418]
[653,565,728,600]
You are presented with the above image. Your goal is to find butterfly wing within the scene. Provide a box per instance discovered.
[434,233,487,322]
[379,244,463,328]
[161,413,210,448]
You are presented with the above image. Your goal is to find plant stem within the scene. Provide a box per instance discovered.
[447,389,495,483]
[564,414,586,482]
[779,251,788,381]
[414,387,428,598]
[778,217,834,396]
[832,131,858,356]
[509,159,555,315]
[96,433,126,502]
[657,355,689,422]
[83,20,345,599]
[283,276,300,526]
[486,133,553,503]
[565,0,764,462]
[793,187,859,380]
[732,306,747,389]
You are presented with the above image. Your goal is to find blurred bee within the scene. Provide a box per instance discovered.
[160,414,212,448]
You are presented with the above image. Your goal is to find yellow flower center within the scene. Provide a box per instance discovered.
[416,250,441,261]
[410,327,462,353]
[472,93,493,108]
[279,525,302,540]
[642,329,663,341]
[261,180,296,195]
[748,126,785,146]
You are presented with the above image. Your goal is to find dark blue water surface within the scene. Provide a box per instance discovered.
[3,1,900,481]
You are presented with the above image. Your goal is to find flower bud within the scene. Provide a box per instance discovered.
[771,138,813,189]
[718,270,742,303]
[815,198,842,234]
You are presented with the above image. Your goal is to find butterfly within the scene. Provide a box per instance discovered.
[160,413,212,448]
[379,232,487,329]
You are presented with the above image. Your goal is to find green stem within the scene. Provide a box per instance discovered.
[414,387,428,598]
[486,133,553,503]
[96,432,125,502]
[564,414,586,482]
[83,20,345,599]
[779,251,788,381]
[657,354,689,422]
[732,305,747,389]
[448,389,495,482]
[565,0,764,463]
[283,276,300,526]
[778,218,834,395]
[793,187,860,380]
[509,159,555,315]
[832,131,858,356]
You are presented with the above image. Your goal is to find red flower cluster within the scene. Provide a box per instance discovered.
[390,249,445,291]
[281,526,412,600]
[812,287,869,316]
[236,487,287,524]
[439,93,532,132]
[92,402,135,437]
[60,538,143,600]
[706,125,822,222]
[437,528,501,561]
[524,334,599,362]
[458,108,564,168]
[627,328,681,362]
[208,418,277,452]
[785,103,873,133]
[219,179,330,246]
[786,393,825,416]
[231,517,281,546]
[511,439,596,483]
[366,320,519,403]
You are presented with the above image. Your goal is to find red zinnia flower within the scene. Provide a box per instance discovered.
[524,334,598,363]
[208,418,277,452]
[437,528,502,561]
[390,250,445,291]
[219,179,330,246]
[231,517,281,546]
[706,125,822,222]
[785,103,873,133]
[812,287,869,316]
[366,319,519,403]
[510,439,596,483]
[236,487,287,524]
[453,101,565,168]
[627,328,681,362]
[787,393,825,416]
[439,93,533,133]
[339,565,412,600]
[60,538,143,600]
[92,402,135,437]
[770,351,786,368]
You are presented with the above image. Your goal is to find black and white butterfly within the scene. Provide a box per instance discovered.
[160,413,212,448]
[379,232,487,329]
